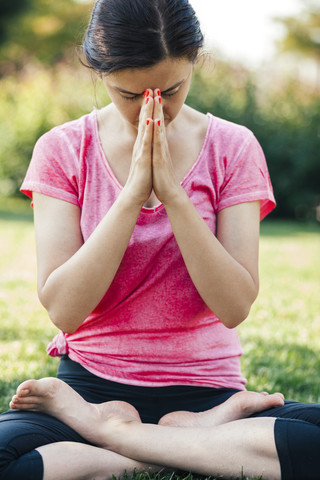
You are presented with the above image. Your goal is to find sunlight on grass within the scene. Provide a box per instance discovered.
[0,205,60,409]
[239,221,320,402]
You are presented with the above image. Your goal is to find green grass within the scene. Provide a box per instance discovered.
[0,199,319,479]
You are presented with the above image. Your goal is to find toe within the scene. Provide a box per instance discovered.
[16,379,36,396]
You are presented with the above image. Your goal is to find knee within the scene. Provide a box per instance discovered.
[0,411,43,479]
[0,414,19,478]
[295,404,320,427]
[0,418,43,480]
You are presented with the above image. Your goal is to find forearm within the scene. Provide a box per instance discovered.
[40,191,142,333]
[163,188,258,328]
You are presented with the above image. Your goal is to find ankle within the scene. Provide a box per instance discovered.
[104,417,139,452]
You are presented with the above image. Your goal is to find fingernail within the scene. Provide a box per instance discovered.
[143,89,150,98]
[157,120,161,127]
[156,89,161,96]
[158,97,162,104]
[146,97,150,104]
[146,119,150,126]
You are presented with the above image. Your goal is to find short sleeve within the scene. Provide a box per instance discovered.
[20,128,80,206]
[217,133,276,220]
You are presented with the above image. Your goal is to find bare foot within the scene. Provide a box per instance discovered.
[10,377,141,447]
[158,391,285,427]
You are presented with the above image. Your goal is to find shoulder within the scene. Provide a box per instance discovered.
[181,106,255,152]
[207,114,254,148]
[35,111,97,153]
[29,110,99,185]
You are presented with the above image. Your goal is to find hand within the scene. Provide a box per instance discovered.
[123,90,154,207]
[152,90,182,206]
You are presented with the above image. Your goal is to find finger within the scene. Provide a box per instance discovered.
[152,115,165,165]
[142,118,154,155]
[137,92,154,139]
[153,91,164,125]
[144,88,154,99]
[141,89,154,119]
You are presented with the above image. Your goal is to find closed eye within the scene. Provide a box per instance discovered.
[120,93,140,101]
[163,89,179,98]
[120,85,181,101]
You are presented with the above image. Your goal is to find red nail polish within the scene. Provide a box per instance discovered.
[156,89,161,96]
[143,89,150,98]
[146,119,150,126]
[158,97,162,104]
[146,97,150,104]
[157,120,161,127]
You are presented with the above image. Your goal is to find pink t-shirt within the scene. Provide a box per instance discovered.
[21,110,275,389]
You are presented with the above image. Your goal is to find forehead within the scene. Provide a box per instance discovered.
[105,57,193,93]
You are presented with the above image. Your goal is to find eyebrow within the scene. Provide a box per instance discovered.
[113,79,186,96]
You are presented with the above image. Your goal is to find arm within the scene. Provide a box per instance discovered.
[35,94,154,334]
[163,194,260,328]
[152,95,260,328]
[34,192,143,334]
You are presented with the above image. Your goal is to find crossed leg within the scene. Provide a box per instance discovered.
[10,378,284,479]
[35,442,159,480]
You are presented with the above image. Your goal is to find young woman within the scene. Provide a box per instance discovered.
[1,1,319,479]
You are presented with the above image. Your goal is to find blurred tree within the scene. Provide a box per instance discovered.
[276,0,320,61]
[0,0,31,44]
[187,59,320,220]
[0,0,91,73]
[0,0,319,220]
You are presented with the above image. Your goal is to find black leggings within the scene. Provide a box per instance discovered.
[1,356,319,480]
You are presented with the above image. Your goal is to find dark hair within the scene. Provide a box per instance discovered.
[82,0,204,74]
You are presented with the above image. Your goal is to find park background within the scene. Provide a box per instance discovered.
[0,1,319,478]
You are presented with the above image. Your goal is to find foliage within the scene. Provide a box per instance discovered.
[0,0,91,72]
[187,61,320,219]
[0,1,319,219]
[0,63,108,196]
[275,0,320,61]
[0,0,31,46]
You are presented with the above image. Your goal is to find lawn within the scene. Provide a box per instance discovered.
[0,198,319,479]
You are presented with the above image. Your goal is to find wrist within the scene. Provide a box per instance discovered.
[117,188,145,212]
[162,185,189,210]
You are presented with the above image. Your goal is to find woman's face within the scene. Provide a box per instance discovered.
[102,57,193,129]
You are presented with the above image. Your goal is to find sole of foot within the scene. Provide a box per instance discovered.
[158,391,285,427]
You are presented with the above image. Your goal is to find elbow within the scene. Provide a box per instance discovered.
[221,303,252,329]
[38,289,81,335]
[38,273,87,334]
[215,288,259,330]
[47,304,84,334]
[49,312,79,334]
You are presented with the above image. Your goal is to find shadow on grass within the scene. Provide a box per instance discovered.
[260,220,320,237]
[0,360,59,414]
[0,196,33,222]
[1,324,55,342]
[243,339,320,402]
[0,209,33,223]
